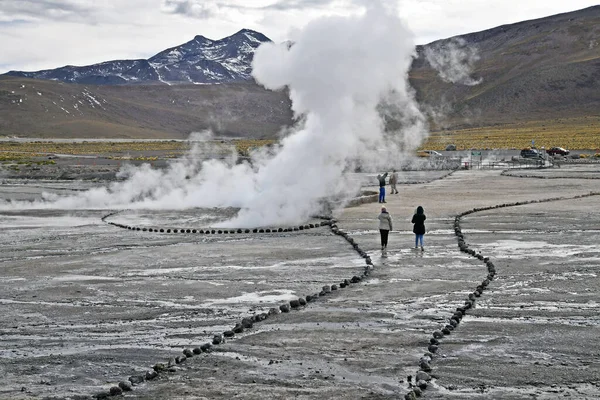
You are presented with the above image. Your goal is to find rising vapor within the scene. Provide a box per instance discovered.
[424,37,482,86]
[1,1,429,228]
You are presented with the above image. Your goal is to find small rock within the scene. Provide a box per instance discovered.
[183,348,194,357]
[153,363,166,372]
[213,334,224,344]
[416,371,431,381]
[224,330,235,338]
[420,360,432,372]
[404,391,417,400]
[433,330,444,339]
[118,381,132,392]
[201,343,212,352]
[417,379,428,390]
[241,318,254,328]
[280,304,291,313]
[145,370,158,380]
[193,347,202,355]
[128,375,144,385]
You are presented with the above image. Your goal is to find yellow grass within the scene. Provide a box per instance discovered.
[0,139,276,158]
[423,118,600,151]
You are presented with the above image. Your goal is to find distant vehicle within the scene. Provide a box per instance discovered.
[546,147,570,156]
[417,150,443,158]
[520,148,543,158]
[445,144,457,151]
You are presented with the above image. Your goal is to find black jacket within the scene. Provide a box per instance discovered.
[377,173,388,187]
[411,208,426,235]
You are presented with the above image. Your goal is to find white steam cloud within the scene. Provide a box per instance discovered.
[1,2,429,228]
[424,37,482,86]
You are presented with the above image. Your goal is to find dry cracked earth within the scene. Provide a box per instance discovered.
[1,165,600,400]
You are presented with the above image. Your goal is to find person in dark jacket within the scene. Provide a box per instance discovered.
[411,206,426,251]
[377,172,388,203]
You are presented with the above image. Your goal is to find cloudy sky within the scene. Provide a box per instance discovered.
[0,0,598,73]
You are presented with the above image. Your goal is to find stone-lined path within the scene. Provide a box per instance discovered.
[1,166,600,399]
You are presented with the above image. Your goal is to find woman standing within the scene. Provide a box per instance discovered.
[378,206,393,256]
[411,206,426,251]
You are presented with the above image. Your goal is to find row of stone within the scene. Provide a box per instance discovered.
[92,217,374,399]
[101,212,329,235]
[403,190,600,400]
[501,170,600,180]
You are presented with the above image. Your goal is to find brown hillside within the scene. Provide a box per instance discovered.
[0,78,292,139]
[1,6,599,142]
[411,5,600,128]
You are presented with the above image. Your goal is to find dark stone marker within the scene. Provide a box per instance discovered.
[128,375,144,385]
[280,304,291,313]
[213,334,223,344]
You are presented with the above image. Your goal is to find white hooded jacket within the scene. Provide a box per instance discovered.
[378,211,392,231]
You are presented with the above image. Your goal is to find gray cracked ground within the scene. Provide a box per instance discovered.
[1,165,599,399]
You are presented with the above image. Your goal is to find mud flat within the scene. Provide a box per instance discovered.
[1,165,599,399]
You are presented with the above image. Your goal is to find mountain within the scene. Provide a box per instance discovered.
[0,78,292,138]
[410,5,600,127]
[2,29,271,85]
[1,7,599,140]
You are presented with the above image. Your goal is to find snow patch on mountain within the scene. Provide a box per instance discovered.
[3,29,271,85]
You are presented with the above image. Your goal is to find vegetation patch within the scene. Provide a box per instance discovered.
[423,118,600,150]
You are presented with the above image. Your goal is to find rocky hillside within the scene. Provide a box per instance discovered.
[411,5,600,128]
[2,29,270,85]
[0,78,292,138]
[1,6,599,139]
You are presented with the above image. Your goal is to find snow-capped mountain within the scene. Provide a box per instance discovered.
[3,29,271,85]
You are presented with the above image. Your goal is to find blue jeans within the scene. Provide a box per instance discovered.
[379,187,385,203]
[415,234,424,247]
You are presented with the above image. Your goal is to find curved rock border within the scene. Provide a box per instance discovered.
[402,190,600,400]
[101,211,330,235]
[501,169,600,179]
[89,217,375,399]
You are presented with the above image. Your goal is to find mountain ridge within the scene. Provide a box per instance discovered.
[1,7,599,140]
[3,29,271,85]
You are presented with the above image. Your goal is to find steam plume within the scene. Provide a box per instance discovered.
[424,37,482,86]
[1,2,429,228]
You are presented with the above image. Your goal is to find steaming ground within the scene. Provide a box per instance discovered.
[0,3,431,228]
[1,165,600,399]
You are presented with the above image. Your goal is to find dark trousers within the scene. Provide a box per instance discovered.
[379,187,385,203]
[380,229,389,248]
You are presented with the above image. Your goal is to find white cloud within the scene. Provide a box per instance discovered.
[0,0,598,73]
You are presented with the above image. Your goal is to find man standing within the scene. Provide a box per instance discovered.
[377,172,388,203]
[389,169,398,194]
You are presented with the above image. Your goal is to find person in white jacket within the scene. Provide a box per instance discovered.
[378,206,393,255]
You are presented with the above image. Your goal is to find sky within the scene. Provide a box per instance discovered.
[0,0,598,73]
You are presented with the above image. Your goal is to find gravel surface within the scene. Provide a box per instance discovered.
[1,165,599,399]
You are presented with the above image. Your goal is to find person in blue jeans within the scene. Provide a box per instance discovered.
[411,206,426,251]
[377,172,388,203]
